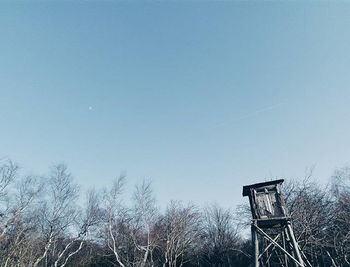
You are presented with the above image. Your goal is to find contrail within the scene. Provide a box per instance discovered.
[215,102,284,128]
[235,102,284,121]
[180,102,284,140]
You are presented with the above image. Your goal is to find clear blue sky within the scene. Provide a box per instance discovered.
[1,1,350,208]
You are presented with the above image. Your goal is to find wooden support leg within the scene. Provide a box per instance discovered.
[282,228,289,267]
[286,222,304,267]
[253,224,303,267]
[252,221,259,267]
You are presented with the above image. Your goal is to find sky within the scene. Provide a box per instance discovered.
[1,1,350,209]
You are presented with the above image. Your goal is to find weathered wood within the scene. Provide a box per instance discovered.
[243,179,307,267]
[252,220,259,267]
[254,225,304,267]
[282,229,289,267]
[286,223,304,267]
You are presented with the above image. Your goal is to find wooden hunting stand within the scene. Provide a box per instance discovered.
[243,179,309,267]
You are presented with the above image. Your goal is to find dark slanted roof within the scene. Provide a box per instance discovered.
[242,179,284,197]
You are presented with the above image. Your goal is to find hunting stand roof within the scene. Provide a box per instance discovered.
[242,179,284,196]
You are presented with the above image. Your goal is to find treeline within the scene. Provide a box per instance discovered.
[0,160,349,267]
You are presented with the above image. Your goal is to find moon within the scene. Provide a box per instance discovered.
[88,106,93,111]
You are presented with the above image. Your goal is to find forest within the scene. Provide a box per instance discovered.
[0,160,349,267]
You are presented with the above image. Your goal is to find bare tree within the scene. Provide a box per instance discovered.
[159,201,201,267]
[0,160,19,240]
[328,167,350,266]
[0,161,43,267]
[101,175,131,267]
[53,190,101,267]
[331,166,350,198]
[33,164,79,267]
[132,180,159,267]
[201,204,241,267]
[1,177,42,267]
[284,177,335,266]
